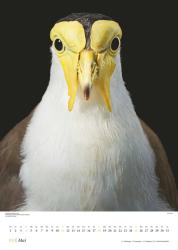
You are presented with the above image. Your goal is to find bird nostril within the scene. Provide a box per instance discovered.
[84,86,90,100]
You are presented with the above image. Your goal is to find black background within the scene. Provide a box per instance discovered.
[0,1,177,185]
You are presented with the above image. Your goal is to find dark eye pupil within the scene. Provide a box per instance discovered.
[54,39,63,51]
[111,37,120,51]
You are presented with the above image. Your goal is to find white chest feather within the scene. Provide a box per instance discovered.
[19,54,170,211]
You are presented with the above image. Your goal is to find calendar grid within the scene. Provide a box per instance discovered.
[0,212,177,250]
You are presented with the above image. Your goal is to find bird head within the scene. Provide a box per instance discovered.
[50,13,122,111]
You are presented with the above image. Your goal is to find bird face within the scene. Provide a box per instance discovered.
[50,19,122,111]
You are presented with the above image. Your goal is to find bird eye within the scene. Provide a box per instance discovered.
[110,37,120,52]
[54,39,64,52]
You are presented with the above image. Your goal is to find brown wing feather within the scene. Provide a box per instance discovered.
[0,112,33,210]
[140,120,178,210]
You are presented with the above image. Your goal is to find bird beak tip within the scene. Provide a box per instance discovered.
[83,85,90,100]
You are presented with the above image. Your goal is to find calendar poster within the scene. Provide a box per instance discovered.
[1,1,178,250]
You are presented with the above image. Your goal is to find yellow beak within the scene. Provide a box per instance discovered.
[60,49,115,111]
[78,50,97,100]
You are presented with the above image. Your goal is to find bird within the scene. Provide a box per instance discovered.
[0,13,178,211]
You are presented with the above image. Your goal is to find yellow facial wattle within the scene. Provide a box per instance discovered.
[50,19,122,111]
[50,21,86,111]
[90,20,122,112]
